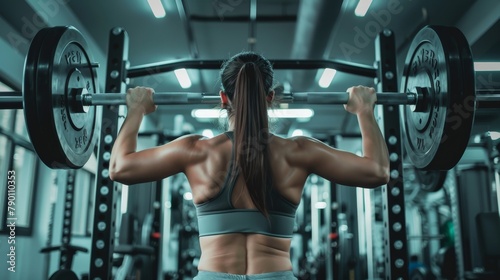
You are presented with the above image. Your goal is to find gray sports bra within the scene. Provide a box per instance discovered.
[195,131,298,238]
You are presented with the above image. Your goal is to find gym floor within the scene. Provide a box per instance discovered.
[0,0,499,279]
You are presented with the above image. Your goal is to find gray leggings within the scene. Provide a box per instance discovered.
[194,270,297,280]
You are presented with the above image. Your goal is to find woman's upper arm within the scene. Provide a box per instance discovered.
[109,134,204,185]
[293,136,388,188]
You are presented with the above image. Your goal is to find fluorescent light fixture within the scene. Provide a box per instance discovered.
[318,68,337,88]
[202,129,214,138]
[291,129,304,137]
[174,68,191,88]
[315,201,327,209]
[270,109,314,118]
[474,62,500,71]
[192,109,227,119]
[147,0,166,18]
[191,109,314,119]
[121,185,129,214]
[488,131,500,140]
[183,192,193,201]
[354,0,373,17]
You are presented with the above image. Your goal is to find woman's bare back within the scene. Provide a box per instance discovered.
[184,133,308,274]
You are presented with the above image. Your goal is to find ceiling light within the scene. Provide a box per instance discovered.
[147,0,166,18]
[271,109,314,118]
[488,131,500,140]
[202,129,214,138]
[120,185,129,214]
[191,109,314,119]
[291,129,304,137]
[192,109,227,119]
[183,192,193,201]
[174,68,192,89]
[474,62,500,71]
[354,0,373,17]
[318,68,337,88]
[315,202,327,209]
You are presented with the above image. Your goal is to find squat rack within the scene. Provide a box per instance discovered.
[89,27,407,279]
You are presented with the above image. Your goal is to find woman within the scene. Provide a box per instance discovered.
[110,52,389,279]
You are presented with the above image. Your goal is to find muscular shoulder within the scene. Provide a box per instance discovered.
[177,133,233,170]
[174,133,230,154]
[172,134,205,148]
[276,135,322,150]
[167,134,207,162]
[268,135,312,160]
[272,135,329,168]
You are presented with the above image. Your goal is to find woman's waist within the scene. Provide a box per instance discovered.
[194,270,297,280]
[199,233,291,254]
[198,253,292,275]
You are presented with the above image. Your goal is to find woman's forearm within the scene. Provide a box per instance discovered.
[110,109,144,171]
[357,110,390,172]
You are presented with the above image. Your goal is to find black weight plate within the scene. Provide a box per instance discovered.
[24,26,98,169]
[23,27,51,166]
[444,26,476,167]
[416,169,447,192]
[401,25,475,170]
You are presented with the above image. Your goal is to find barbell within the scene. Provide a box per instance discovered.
[0,25,498,170]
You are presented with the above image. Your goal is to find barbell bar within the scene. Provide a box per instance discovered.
[0,25,498,170]
[54,89,500,109]
[1,89,499,109]
[1,90,417,108]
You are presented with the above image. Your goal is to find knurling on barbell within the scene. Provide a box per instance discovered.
[18,25,477,170]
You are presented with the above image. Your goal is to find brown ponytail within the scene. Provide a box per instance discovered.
[220,52,274,217]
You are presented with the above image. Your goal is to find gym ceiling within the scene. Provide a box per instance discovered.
[0,0,499,138]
